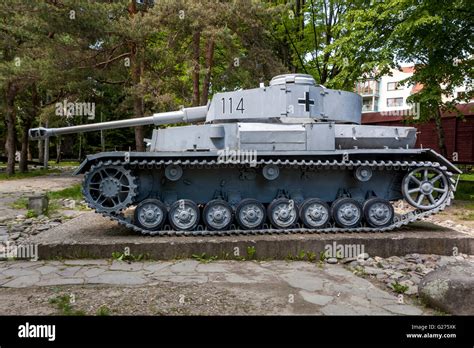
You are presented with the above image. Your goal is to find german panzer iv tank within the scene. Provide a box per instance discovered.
[29,74,461,236]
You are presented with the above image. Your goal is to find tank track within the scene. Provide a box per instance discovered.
[83,158,456,236]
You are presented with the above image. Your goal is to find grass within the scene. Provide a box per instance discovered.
[0,168,61,180]
[352,266,367,277]
[49,295,86,316]
[455,181,474,201]
[111,251,149,262]
[460,173,474,182]
[96,305,111,316]
[47,184,83,201]
[47,184,87,216]
[10,197,28,210]
[25,210,37,218]
[192,252,218,263]
[391,281,409,294]
[246,246,256,259]
[10,184,84,216]
[8,181,84,216]
[48,160,80,167]
[285,250,318,262]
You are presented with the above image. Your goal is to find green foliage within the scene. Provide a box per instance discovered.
[111,251,148,262]
[96,305,111,316]
[455,181,474,201]
[391,281,409,294]
[48,161,80,167]
[272,0,368,90]
[192,253,218,263]
[10,198,28,210]
[460,174,474,182]
[285,250,318,262]
[1,0,471,167]
[246,246,257,259]
[25,210,37,219]
[0,168,61,180]
[49,295,86,316]
[331,0,473,151]
[47,184,83,201]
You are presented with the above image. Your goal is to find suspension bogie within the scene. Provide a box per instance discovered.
[82,158,456,235]
[127,195,395,232]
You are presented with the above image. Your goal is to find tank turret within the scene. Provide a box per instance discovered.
[206,73,362,124]
[28,74,460,235]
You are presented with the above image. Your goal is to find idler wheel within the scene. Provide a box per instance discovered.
[402,167,449,210]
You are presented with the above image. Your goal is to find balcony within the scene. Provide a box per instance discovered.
[361,96,378,113]
[355,79,380,97]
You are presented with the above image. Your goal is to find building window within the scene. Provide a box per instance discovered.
[386,97,403,107]
[362,97,377,112]
[387,82,402,91]
[355,79,379,96]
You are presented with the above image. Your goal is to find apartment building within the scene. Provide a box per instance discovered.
[356,66,474,163]
[355,66,472,113]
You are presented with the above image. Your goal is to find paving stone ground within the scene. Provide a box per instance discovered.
[0,259,433,315]
[1,171,470,315]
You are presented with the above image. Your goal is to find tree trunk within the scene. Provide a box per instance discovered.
[55,136,62,163]
[78,133,82,161]
[19,84,39,172]
[38,138,44,163]
[128,0,145,152]
[131,44,145,152]
[19,121,31,172]
[4,81,18,176]
[132,56,145,152]
[201,39,215,105]
[38,120,44,163]
[44,120,49,168]
[434,107,447,157]
[192,30,201,106]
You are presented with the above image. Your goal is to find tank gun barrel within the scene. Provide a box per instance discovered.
[29,105,207,140]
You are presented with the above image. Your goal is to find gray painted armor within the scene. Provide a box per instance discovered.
[29,74,460,235]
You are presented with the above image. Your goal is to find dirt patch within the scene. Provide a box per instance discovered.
[0,282,291,316]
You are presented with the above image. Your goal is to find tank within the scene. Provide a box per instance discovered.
[29,74,461,235]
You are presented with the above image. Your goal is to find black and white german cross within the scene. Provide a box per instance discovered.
[298,92,315,112]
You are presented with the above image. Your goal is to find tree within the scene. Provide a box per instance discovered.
[271,0,364,89]
[333,0,473,155]
[0,1,44,175]
[1,0,290,167]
